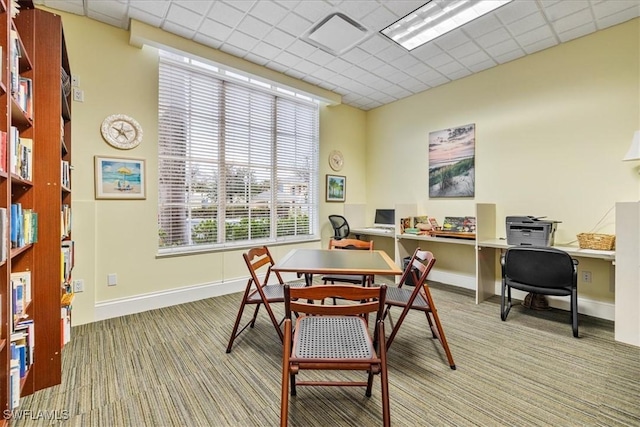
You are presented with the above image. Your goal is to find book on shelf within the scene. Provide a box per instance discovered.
[9,126,18,175]
[61,160,70,188]
[61,240,74,283]
[61,204,71,238]
[9,358,19,409]
[11,270,31,325]
[17,77,33,118]
[61,307,71,346]
[0,130,7,173]
[18,137,33,181]
[9,29,20,97]
[10,203,21,248]
[413,216,432,232]
[0,207,7,262]
[428,217,440,230]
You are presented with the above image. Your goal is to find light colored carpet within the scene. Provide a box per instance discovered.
[14,281,640,426]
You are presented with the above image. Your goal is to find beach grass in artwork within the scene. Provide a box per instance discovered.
[429,124,475,197]
[95,156,146,199]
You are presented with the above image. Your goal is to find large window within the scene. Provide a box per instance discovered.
[157,52,319,254]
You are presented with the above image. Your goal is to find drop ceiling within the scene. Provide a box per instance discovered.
[34,0,640,111]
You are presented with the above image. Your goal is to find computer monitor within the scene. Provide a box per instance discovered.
[374,209,395,228]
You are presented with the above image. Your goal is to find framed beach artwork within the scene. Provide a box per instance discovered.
[94,156,146,200]
[428,123,475,198]
[326,174,346,202]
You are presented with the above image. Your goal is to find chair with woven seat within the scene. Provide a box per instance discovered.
[280,284,390,427]
[322,238,375,288]
[501,246,580,337]
[329,214,350,240]
[381,248,456,370]
[226,246,305,353]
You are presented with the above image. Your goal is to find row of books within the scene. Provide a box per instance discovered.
[11,203,38,248]
[11,127,33,181]
[10,319,34,410]
[16,77,33,118]
[11,270,31,324]
[61,240,75,347]
[400,216,477,234]
[61,160,71,189]
[61,204,71,239]
[61,240,74,284]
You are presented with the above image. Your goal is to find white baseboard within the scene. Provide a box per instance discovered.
[491,283,614,321]
[94,273,614,323]
[94,278,246,322]
[429,270,476,290]
[430,271,614,321]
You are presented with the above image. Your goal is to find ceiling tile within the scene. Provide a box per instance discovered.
[475,27,513,49]
[277,12,314,36]
[237,16,273,40]
[263,28,297,49]
[207,2,245,29]
[129,8,164,27]
[507,11,549,36]
[557,22,598,42]
[42,0,640,111]
[248,0,290,26]
[129,0,169,18]
[198,19,233,41]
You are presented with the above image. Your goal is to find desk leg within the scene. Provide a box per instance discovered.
[477,246,498,303]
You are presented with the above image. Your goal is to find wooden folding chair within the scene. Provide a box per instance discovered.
[226,246,305,353]
[322,238,375,286]
[382,248,456,370]
[281,284,390,427]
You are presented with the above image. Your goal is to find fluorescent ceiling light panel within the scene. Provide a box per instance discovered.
[381,0,513,51]
[305,13,368,55]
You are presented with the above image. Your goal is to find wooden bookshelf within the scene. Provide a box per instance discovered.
[0,1,71,418]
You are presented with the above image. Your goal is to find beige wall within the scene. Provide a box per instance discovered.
[57,11,366,325]
[367,18,640,303]
[59,6,638,324]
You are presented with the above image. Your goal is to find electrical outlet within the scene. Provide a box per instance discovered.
[72,87,84,102]
[73,279,84,293]
[107,273,117,286]
[581,270,592,283]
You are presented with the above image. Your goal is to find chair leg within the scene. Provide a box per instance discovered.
[422,288,456,370]
[500,282,512,321]
[281,319,292,427]
[378,320,391,427]
[226,282,254,353]
[428,311,456,370]
[571,287,579,338]
[385,304,412,351]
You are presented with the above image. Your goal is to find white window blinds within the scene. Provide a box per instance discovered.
[158,53,319,254]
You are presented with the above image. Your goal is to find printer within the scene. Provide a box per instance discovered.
[506,216,560,246]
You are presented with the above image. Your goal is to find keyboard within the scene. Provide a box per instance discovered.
[360,227,393,234]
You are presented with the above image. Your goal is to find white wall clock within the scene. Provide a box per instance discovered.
[101,114,143,149]
[329,150,344,171]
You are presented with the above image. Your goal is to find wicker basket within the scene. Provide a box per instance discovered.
[577,233,615,250]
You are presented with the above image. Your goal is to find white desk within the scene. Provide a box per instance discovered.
[351,227,395,238]
[477,238,615,304]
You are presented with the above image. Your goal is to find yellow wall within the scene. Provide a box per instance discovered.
[367,18,640,302]
[58,6,638,324]
[57,11,366,325]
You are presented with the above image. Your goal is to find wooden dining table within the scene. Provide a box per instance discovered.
[272,248,403,286]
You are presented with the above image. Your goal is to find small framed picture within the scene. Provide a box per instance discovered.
[94,155,146,200]
[326,174,346,202]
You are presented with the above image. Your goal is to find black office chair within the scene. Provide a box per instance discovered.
[328,214,350,240]
[501,246,579,337]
